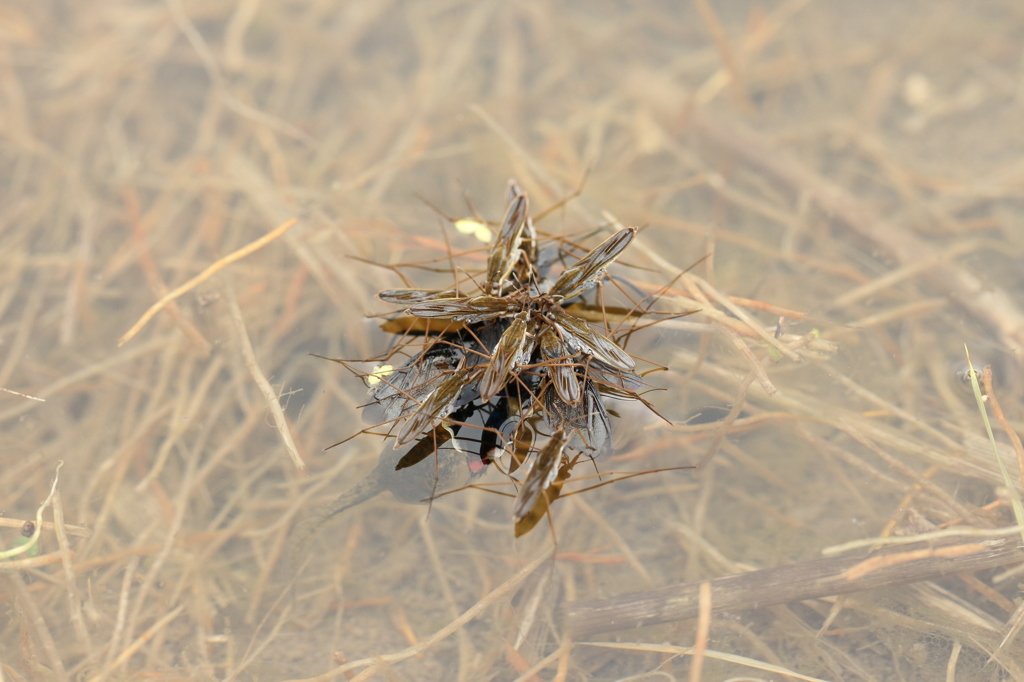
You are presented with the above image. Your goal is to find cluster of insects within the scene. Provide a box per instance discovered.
[313,180,678,537]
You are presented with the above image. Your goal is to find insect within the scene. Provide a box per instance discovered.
[513,428,568,535]
[307,180,667,540]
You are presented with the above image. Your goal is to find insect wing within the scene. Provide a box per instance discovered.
[408,295,512,323]
[479,311,532,401]
[503,181,535,267]
[397,365,477,445]
[406,296,470,319]
[379,288,456,304]
[364,343,465,425]
[486,192,529,291]
[586,358,643,395]
[540,327,581,404]
[392,400,476,471]
[549,227,636,300]
[506,179,523,205]
[512,429,567,522]
[394,421,455,471]
[462,296,516,322]
[520,216,538,271]
[551,308,635,372]
[544,379,612,457]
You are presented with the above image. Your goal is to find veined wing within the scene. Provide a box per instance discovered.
[544,379,612,457]
[393,408,463,471]
[548,227,636,300]
[539,326,581,404]
[363,343,465,425]
[479,311,534,401]
[550,307,635,372]
[407,295,515,323]
[585,358,644,395]
[485,192,529,292]
[397,365,480,445]
[379,288,457,304]
[505,178,523,205]
[512,429,567,522]
[508,179,539,269]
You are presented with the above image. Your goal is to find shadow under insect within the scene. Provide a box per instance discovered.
[309,180,665,539]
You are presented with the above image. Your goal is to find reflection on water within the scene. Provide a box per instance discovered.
[2,1,1024,679]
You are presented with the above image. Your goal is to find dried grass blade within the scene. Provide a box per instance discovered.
[576,642,831,682]
[227,286,304,470]
[286,552,554,682]
[964,345,1024,544]
[85,605,185,682]
[117,218,297,346]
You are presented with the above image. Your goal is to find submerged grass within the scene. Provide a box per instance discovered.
[963,346,1024,545]
[1,1,1024,681]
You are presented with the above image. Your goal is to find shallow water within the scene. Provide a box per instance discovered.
[3,1,1024,680]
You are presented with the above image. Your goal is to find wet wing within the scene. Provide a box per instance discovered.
[584,358,644,396]
[549,227,636,301]
[407,295,515,323]
[512,429,567,522]
[379,288,457,304]
[543,379,612,457]
[539,326,581,404]
[479,311,534,401]
[485,192,529,292]
[550,307,635,372]
[397,365,481,445]
[363,342,466,425]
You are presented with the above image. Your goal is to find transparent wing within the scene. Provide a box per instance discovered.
[363,343,466,425]
[397,365,480,445]
[543,379,612,457]
[550,307,635,372]
[506,178,523,205]
[585,358,644,396]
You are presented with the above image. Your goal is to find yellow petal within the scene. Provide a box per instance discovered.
[454,219,493,244]
[474,224,493,244]
[454,219,484,235]
[366,364,394,386]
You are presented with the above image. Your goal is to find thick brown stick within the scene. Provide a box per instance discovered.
[565,537,1024,636]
